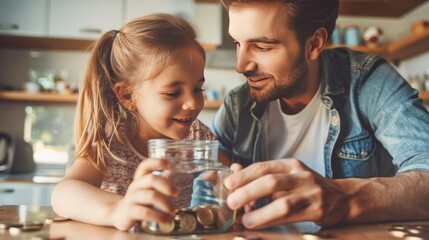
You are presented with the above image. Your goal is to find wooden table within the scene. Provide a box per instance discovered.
[0,205,428,240]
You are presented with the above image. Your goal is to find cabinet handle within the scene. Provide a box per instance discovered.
[0,23,19,30]
[0,188,14,193]
[79,28,102,34]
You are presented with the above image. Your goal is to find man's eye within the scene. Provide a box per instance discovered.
[255,45,271,51]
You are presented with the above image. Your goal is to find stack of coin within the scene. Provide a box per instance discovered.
[141,204,232,235]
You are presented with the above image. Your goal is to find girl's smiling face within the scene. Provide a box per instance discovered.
[132,55,206,140]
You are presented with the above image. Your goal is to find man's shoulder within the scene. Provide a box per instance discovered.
[322,47,384,69]
[224,83,253,107]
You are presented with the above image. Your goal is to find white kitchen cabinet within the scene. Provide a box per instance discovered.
[49,0,123,40]
[0,0,48,36]
[125,0,221,46]
[194,3,222,46]
[125,0,195,22]
[0,183,55,206]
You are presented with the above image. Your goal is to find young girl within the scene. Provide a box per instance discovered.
[51,13,220,231]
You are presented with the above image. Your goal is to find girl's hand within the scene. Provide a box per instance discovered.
[111,158,179,231]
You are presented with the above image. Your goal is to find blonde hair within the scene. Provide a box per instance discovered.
[75,13,205,171]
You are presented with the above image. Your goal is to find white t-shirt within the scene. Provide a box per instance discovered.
[264,86,330,176]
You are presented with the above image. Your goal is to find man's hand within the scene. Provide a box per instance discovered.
[224,159,348,229]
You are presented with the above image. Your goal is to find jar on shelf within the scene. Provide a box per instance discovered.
[141,139,235,235]
[363,26,383,48]
[329,25,341,45]
[343,25,361,46]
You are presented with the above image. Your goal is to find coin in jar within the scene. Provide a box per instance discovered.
[159,218,176,233]
[196,207,215,226]
[178,213,197,233]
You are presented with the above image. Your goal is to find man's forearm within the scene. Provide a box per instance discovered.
[338,171,429,223]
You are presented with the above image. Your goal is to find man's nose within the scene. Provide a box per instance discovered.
[236,48,256,74]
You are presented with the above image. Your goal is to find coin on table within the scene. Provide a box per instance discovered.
[233,234,262,240]
[31,235,66,240]
[178,213,197,233]
[389,228,408,238]
[302,231,333,240]
[0,222,23,229]
[404,234,425,240]
[159,219,176,233]
[196,207,215,227]
[391,224,407,230]
[45,216,69,224]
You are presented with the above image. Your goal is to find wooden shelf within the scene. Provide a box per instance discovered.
[0,91,224,108]
[420,91,429,102]
[204,99,223,109]
[2,27,428,62]
[327,26,429,62]
[0,91,78,103]
[0,35,218,52]
[2,90,425,105]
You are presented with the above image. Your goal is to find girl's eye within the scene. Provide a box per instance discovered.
[194,88,205,94]
[165,91,180,98]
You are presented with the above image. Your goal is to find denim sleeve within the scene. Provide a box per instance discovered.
[358,60,429,173]
[212,91,237,161]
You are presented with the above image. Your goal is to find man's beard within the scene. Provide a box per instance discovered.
[247,58,308,103]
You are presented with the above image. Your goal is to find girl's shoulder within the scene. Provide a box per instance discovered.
[186,119,216,140]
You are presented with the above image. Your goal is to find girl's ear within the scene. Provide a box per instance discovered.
[114,82,135,111]
[307,27,328,61]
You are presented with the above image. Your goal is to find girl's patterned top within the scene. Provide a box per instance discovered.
[100,119,215,207]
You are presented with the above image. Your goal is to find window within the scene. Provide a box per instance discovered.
[24,105,75,166]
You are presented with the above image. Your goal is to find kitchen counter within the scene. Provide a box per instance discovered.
[0,166,64,184]
[1,205,429,240]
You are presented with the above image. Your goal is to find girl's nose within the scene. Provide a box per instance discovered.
[182,94,200,110]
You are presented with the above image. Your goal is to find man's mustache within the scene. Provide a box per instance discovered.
[243,71,271,79]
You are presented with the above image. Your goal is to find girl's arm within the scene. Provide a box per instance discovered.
[51,158,179,230]
[51,159,121,226]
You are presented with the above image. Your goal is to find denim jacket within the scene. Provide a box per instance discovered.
[213,48,429,179]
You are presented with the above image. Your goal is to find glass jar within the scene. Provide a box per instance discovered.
[141,139,235,235]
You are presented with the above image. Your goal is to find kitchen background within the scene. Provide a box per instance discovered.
[0,0,429,205]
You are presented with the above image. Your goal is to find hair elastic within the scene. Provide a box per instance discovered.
[113,30,119,40]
